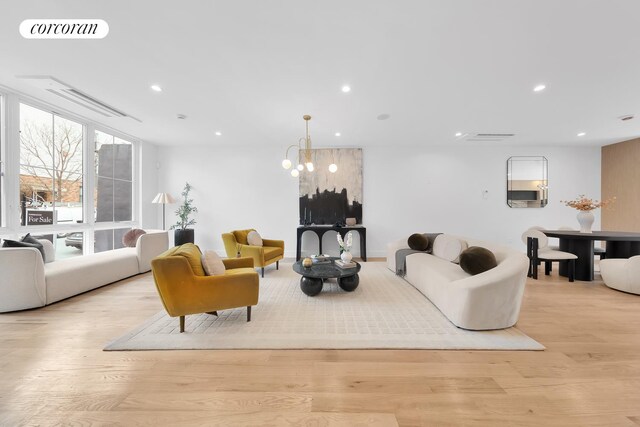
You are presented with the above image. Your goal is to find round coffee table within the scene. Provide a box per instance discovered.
[292,258,361,296]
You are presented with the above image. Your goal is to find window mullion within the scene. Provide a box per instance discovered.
[51,113,56,225]
[85,123,95,254]
[111,134,115,223]
[5,94,20,232]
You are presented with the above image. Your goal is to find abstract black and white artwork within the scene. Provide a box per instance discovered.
[299,148,363,225]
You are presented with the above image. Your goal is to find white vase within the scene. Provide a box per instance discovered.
[577,211,595,233]
[341,251,353,263]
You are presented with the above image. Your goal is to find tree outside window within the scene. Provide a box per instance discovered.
[19,103,84,227]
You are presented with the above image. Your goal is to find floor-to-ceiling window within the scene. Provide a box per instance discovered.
[0,96,141,258]
[19,103,85,259]
[19,103,84,227]
[0,95,4,229]
[94,130,134,253]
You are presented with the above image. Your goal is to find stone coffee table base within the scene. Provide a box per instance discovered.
[300,274,360,296]
[293,258,362,296]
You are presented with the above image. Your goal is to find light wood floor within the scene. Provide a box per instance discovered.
[1,265,639,427]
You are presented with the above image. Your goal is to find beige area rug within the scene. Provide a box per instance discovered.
[105,262,543,351]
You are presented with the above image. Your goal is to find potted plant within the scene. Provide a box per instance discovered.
[171,182,198,245]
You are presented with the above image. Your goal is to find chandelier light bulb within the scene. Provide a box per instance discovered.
[297,164,304,171]
[291,169,299,177]
[282,158,292,169]
[306,162,314,172]
[329,163,338,173]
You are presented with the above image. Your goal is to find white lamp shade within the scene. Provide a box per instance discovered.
[152,192,175,204]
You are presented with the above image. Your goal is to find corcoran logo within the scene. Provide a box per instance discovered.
[19,19,109,39]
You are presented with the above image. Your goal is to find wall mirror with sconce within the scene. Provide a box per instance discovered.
[507,156,548,208]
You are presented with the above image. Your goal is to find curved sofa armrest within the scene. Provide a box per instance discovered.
[447,253,530,330]
[626,256,640,288]
[262,239,284,249]
[601,256,640,294]
[386,238,410,272]
[0,247,46,313]
[223,257,255,269]
[136,231,169,273]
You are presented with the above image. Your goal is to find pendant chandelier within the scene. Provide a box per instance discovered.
[281,115,337,177]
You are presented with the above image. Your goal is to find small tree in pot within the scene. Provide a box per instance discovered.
[171,182,198,246]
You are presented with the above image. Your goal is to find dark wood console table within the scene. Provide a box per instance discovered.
[296,225,367,261]
[542,230,640,281]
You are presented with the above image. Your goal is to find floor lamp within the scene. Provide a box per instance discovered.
[152,193,175,230]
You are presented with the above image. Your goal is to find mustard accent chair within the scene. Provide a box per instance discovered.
[151,243,259,333]
[222,229,284,277]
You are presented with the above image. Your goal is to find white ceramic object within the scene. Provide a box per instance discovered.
[577,211,595,233]
[341,251,353,263]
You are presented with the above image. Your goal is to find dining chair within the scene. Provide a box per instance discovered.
[522,229,577,282]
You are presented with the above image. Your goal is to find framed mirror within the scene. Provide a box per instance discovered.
[507,156,548,208]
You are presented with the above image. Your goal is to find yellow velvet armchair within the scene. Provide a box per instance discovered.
[151,243,259,333]
[222,229,284,277]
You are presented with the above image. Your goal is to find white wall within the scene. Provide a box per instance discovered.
[139,142,160,230]
[156,144,600,258]
[365,146,600,255]
[157,146,298,252]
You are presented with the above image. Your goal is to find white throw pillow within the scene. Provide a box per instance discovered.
[37,239,56,263]
[432,234,468,264]
[201,250,226,276]
[247,230,263,247]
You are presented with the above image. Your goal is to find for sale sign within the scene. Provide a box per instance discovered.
[26,210,54,225]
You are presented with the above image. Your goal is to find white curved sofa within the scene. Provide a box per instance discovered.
[387,234,530,330]
[0,230,168,313]
[600,256,640,295]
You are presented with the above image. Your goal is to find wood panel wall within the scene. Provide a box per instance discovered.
[601,137,640,231]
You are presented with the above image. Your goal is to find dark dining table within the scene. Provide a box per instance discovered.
[542,230,640,281]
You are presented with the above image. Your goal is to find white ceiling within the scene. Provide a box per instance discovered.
[1,0,640,148]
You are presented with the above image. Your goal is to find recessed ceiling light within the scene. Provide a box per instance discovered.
[215,131,222,136]
[335,132,341,137]
[341,85,351,93]
[533,84,546,92]
[151,84,162,92]
[577,132,586,137]
[455,132,462,137]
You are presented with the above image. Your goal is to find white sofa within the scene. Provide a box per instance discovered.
[600,256,640,295]
[0,230,169,313]
[387,234,530,330]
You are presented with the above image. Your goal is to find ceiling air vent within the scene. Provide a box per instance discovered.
[464,133,515,142]
[16,75,141,122]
